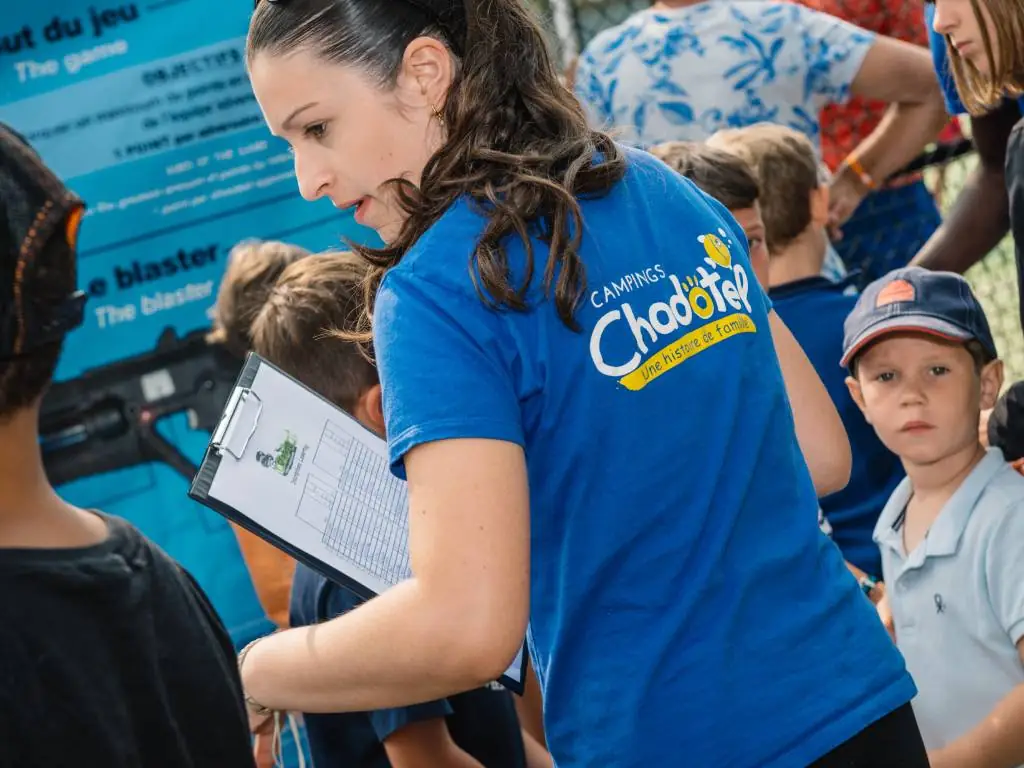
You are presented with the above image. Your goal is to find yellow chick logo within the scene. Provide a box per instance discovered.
[698,229,732,268]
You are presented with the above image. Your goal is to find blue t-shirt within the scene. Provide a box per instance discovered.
[290,565,526,768]
[770,276,904,577]
[373,147,915,767]
[925,4,1024,115]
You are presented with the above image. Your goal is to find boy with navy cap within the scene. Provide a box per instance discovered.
[843,266,1024,767]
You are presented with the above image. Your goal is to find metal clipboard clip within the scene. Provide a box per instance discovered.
[210,388,263,460]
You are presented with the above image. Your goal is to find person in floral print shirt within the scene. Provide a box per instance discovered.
[574,0,949,283]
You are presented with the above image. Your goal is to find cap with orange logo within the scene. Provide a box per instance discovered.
[840,266,997,368]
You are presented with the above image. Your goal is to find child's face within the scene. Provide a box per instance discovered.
[932,0,999,76]
[730,203,769,288]
[848,333,1002,466]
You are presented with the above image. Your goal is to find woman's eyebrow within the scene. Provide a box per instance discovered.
[282,102,320,132]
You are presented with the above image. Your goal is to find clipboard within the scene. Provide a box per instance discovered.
[189,352,526,694]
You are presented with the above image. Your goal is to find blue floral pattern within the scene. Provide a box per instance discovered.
[574,1,876,149]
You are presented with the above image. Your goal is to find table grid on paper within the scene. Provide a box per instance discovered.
[320,431,411,586]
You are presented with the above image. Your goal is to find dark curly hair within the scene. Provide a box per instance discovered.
[247,0,625,339]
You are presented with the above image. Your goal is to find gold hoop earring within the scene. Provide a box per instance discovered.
[432,106,445,127]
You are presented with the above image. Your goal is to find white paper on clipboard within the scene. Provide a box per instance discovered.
[190,354,527,692]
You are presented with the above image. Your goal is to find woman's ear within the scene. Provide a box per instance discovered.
[810,184,831,227]
[396,36,455,113]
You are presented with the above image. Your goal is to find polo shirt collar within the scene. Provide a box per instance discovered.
[873,476,912,557]
[873,448,1006,564]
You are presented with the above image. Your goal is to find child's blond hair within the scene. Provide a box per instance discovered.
[707,123,823,254]
[210,239,309,358]
[251,251,378,411]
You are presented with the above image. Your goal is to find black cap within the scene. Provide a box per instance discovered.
[841,266,996,369]
[0,123,87,361]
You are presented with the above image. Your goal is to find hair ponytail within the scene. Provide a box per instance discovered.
[248,0,625,343]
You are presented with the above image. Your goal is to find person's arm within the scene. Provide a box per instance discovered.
[769,311,852,497]
[240,437,530,712]
[874,584,895,640]
[927,645,1024,768]
[929,508,1024,767]
[515,656,552,767]
[239,277,530,714]
[522,729,554,768]
[515,657,547,750]
[828,36,948,225]
[911,99,1019,273]
[382,719,486,768]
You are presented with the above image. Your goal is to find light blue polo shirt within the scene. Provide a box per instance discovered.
[875,448,1024,751]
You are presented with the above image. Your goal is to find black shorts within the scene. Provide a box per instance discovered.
[810,703,928,768]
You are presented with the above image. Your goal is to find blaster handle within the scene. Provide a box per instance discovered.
[137,407,200,481]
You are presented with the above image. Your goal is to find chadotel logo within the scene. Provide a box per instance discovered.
[589,230,757,391]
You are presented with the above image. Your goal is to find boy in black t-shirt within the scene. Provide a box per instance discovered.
[248,251,550,768]
[0,123,254,767]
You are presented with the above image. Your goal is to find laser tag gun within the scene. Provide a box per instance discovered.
[40,327,242,487]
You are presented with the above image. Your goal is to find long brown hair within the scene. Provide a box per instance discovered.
[938,0,1024,114]
[247,0,625,340]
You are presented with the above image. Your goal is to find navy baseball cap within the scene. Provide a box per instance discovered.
[841,266,997,369]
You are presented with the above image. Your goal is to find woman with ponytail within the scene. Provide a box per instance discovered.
[239,1,923,765]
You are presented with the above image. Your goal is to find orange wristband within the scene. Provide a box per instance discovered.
[844,155,878,190]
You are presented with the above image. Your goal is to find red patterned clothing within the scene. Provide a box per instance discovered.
[796,0,962,175]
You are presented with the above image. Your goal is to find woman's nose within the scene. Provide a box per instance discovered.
[294,150,331,202]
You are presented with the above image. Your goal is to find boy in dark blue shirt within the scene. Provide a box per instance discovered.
[708,123,904,579]
[248,252,547,768]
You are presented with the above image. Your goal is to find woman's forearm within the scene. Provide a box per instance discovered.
[242,579,512,714]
